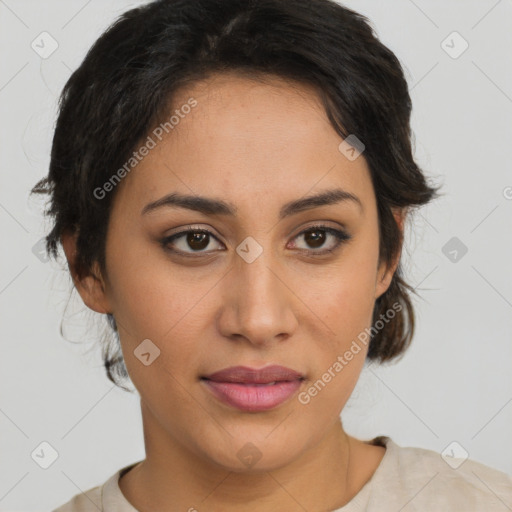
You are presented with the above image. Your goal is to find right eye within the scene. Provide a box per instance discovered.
[160,227,225,255]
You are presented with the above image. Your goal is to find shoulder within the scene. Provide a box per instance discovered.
[370,437,512,511]
[52,461,141,512]
[52,483,102,512]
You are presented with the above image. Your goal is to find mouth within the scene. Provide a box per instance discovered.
[200,365,305,412]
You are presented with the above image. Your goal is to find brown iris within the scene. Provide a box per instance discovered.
[304,229,326,249]
[187,232,210,251]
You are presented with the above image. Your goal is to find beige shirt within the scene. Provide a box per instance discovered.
[53,436,512,511]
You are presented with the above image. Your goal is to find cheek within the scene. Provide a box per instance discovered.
[296,338,367,434]
[305,239,378,401]
[104,256,218,405]
[115,290,208,413]
[319,254,379,340]
[105,228,211,340]
[112,276,210,383]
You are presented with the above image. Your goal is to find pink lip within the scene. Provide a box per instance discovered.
[201,365,305,412]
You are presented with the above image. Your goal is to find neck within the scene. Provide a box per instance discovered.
[119,401,381,512]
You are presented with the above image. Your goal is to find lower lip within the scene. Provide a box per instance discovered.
[201,379,303,412]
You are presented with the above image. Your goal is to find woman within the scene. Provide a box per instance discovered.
[32,0,512,510]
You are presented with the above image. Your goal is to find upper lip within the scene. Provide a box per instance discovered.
[202,365,305,384]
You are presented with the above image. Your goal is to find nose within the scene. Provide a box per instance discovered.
[217,250,299,347]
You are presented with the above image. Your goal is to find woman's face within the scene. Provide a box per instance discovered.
[80,73,401,471]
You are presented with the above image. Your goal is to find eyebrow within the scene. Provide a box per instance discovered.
[141,188,363,219]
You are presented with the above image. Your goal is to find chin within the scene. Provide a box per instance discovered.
[195,428,309,473]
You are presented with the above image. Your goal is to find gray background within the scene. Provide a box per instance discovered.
[1,0,511,510]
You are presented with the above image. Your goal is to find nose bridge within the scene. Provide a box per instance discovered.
[240,251,280,308]
[220,245,297,344]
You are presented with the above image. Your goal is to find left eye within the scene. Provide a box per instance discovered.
[161,225,351,255]
[290,225,351,254]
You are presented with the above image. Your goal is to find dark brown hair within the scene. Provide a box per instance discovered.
[31,0,442,391]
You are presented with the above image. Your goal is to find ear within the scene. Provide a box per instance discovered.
[61,231,112,314]
[374,207,407,300]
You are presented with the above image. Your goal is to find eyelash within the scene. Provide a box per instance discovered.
[160,224,352,257]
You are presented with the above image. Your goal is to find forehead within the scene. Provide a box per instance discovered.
[114,72,374,217]
[169,72,340,157]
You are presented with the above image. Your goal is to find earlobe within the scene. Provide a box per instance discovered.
[374,207,406,300]
[375,260,395,300]
[60,231,112,314]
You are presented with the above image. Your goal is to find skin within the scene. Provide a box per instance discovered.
[62,72,405,511]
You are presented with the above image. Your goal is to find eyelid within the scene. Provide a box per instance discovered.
[166,223,218,236]
[290,220,348,237]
